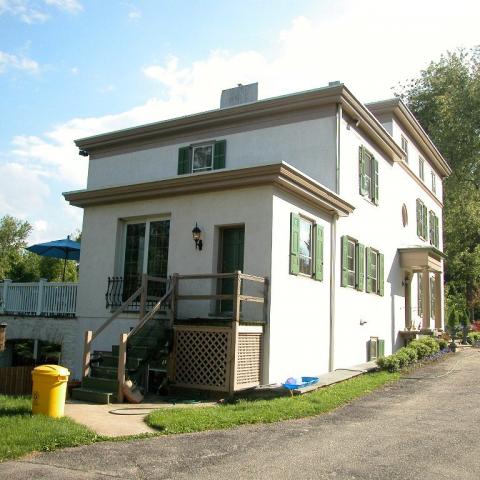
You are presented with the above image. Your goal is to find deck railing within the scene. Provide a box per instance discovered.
[0,279,78,317]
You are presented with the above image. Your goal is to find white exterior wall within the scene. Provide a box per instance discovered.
[333,116,444,369]
[267,189,332,383]
[87,107,337,192]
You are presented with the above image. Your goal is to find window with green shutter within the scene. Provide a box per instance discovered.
[429,211,440,248]
[416,199,428,241]
[359,146,378,204]
[178,139,226,174]
[356,243,365,291]
[341,236,358,289]
[289,213,324,281]
[366,247,383,295]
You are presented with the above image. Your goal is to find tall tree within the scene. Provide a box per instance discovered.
[0,215,32,280]
[398,48,480,315]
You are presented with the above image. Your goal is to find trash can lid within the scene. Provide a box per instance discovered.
[32,364,70,377]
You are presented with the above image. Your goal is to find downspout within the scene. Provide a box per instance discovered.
[329,213,338,372]
[336,103,342,194]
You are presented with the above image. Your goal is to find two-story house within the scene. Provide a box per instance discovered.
[63,82,450,403]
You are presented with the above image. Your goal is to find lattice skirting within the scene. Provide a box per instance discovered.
[235,332,262,389]
[173,326,232,391]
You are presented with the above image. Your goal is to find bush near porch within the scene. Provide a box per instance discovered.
[376,337,449,373]
[0,395,98,462]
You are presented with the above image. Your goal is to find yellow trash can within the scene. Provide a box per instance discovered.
[31,365,70,418]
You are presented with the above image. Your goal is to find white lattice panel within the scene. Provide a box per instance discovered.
[174,327,231,391]
[236,332,262,387]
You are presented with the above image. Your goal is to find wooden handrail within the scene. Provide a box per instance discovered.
[92,285,144,341]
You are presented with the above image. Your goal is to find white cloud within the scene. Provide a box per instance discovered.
[128,8,141,21]
[70,66,79,75]
[0,0,82,23]
[0,50,39,74]
[44,0,82,13]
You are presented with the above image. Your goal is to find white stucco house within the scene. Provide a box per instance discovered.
[4,82,451,402]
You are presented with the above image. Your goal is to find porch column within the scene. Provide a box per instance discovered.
[434,272,443,330]
[404,273,412,329]
[421,268,431,330]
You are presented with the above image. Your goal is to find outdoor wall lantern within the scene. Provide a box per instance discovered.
[0,323,6,352]
[192,223,203,251]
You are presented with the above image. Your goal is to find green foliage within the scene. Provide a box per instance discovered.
[467,332,480,345]
[377,337,444,372]
[0,395,98,462]
[398,47,480,318]
[0,215,32,280]
[147,371,399,434]
[437,338,449,350]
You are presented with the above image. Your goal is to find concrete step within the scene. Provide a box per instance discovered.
[71,387,116,404]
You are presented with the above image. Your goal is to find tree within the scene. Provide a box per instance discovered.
[0,215,32,280]
[398,48,480,318]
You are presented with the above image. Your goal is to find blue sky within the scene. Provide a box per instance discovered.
[0,0,479,243]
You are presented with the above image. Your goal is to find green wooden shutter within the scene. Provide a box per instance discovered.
[373,158,379,205]
[290,213,300,275]
[177,146,192,175]
[434,215,439,248]
[359,146,367,196]
[378,339,385,358]
[341,236,349,287]
[378,253,384,296]
[356,243,365,291]
[314,225,324,281]
[365,247,373,293]
[423,204,428,240]
[213,140,226,170]
[416,199,421,237]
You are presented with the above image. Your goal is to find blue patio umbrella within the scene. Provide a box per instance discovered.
[26,235,80,281]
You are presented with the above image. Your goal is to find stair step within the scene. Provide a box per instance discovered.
[71,388,116,404]
[94,352,143,369]
[91,365,118,379]
[83,376,118,392]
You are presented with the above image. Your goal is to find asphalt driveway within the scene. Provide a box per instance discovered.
[1,349,479,479]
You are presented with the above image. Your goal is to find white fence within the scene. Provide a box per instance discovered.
[0,279,78,317]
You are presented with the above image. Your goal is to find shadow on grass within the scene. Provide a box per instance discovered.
[0,406,32,416]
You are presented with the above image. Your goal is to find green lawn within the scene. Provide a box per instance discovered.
[147,370,399,434]
[0,395,99,462]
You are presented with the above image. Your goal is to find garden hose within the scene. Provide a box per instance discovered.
[108,399,201,415]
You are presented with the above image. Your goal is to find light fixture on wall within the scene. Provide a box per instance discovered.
[192,223,203,251]
[0,323,6,352]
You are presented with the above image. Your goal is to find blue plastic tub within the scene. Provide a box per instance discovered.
[281,376,319,390]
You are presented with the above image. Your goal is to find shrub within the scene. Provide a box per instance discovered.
[418,336,440,354]
[399,346,418,363]
[437,338,448,350]
[467,332,480,345]
[408,340,431,359]
[377,355,401,372]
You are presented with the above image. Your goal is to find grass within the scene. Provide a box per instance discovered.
[0,395,99,462]
[146,370,399,434]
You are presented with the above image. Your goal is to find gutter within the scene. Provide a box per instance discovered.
[329,213,338,372]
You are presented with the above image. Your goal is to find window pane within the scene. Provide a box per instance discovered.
[347,240,356,287]
[123,223,146,299]
[147,220,170,297]
[193,145,213,171]
[298,218,312,275]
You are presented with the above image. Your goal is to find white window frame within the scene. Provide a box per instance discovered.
[431,171,437,194]
[192,143,214,173]
[346,238,357,288]
[298,216,314,277]
[369,249,379,294]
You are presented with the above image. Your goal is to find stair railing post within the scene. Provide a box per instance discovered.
[82,330,93,378]
[0,279,11,314]
[36,278,47,316]
[139,273,148,320]
[117,333,128,403]
[229,270,242,395]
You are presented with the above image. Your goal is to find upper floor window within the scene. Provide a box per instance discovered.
[359,146,379,205]
[431,171,437,194]
[401,135,409,163]
[416,199,428,241]
[419,157,425,181]
[290,213,323,281]
[178,139,226,175]
[429,210,439,248]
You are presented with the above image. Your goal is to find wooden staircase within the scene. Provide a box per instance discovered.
[73,275,174,404]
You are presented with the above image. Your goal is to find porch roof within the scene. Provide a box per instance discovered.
[398,246,445,273]
[63,162,355,217]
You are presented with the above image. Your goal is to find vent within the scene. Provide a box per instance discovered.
[220,82,258,109]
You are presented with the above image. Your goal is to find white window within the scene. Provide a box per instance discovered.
[298,217,313,276]
[431,171,437,194]
[192,144,214,173]
[419,157,425,181]
[346,238,356,288]
[369,250,378,293]
[401,135,409,163]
